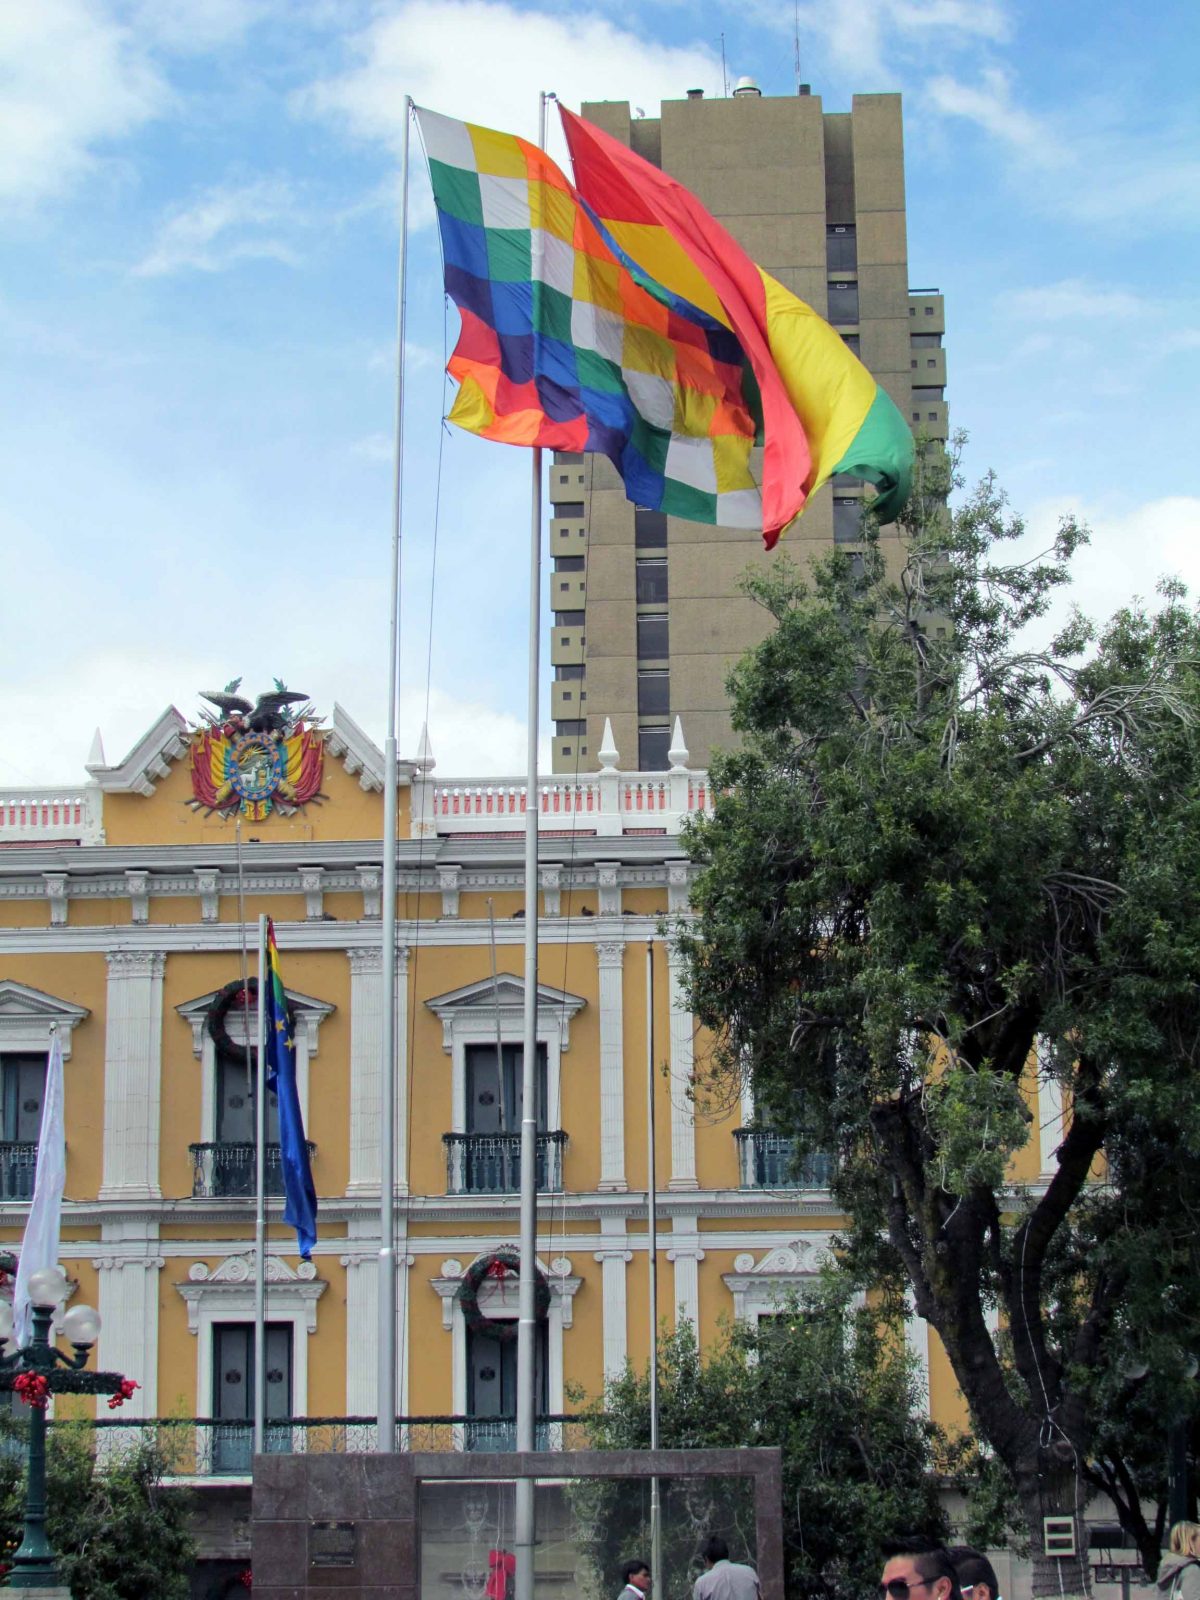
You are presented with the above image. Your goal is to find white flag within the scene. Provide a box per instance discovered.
[13,1031,65,1349]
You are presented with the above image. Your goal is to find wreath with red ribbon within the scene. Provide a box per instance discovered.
[457,1250,550,1344]
[207,978,295,1067]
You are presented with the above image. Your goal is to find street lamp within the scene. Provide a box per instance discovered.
[0,1267,127,1591]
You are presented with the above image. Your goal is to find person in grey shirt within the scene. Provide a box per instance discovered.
[693,1537,762,1600]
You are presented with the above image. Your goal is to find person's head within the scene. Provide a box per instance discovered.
[880,1539,959,1600]
[1169,1524,1200,1561]
[948,1547,1000,1600]
[622,1560,652,1592]
[702,1537,731,1569]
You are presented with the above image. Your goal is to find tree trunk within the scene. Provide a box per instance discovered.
[1017,1460,1093,1600]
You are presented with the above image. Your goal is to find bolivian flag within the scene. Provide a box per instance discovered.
[560,106,914,546]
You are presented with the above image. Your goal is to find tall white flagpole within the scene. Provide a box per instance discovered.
[254,914,268,1459]
[514,85,552,1600]
[379,92,413,1453]
[646,941,662,1600]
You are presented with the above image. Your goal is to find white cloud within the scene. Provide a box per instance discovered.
[0,0,169,210]
[1001,280,1149,322]
[925,66,1052,160]
[121,0,268,54]
[300,0,723,157]
[754,0,1011,83]
[133,178,303,276]
[0,653,541,789]
[1016,495,1200,651]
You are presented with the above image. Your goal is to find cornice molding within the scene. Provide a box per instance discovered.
[87,706,190,796]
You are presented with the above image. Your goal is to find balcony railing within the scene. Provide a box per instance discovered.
[443,1131,567,1195]
[0,1143,38,1201]
[734,1130,835,1190]
[58,1415,588,1477]
[189,1142,317,1200]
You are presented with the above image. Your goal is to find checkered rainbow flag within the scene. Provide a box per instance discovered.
[414,106,764,529]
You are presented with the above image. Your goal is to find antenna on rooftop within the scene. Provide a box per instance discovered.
[720,32,728,97]
[794,0,801,94]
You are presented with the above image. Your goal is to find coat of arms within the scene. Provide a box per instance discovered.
[188,679,325,821]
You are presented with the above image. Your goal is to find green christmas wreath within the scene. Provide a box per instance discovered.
[457,1249,551,1344]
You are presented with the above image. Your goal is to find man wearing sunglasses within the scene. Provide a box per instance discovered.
[879,1540,960,1600]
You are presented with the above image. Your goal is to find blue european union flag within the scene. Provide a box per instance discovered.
[264,922,317,1258]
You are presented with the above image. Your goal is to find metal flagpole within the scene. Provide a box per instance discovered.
[254,913,268,1459]
[646,941,662,1600]
[514,87,552,1600]
[378,91,413,1454]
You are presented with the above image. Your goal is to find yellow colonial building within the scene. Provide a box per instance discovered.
[0,694,1066,1492]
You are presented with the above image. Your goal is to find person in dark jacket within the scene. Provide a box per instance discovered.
[1158,1524,1200,1600]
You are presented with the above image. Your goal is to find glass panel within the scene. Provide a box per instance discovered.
[419,1475,758,1600]
[637,672,669,715]
[638,727,670,771]
[826,224,857,270]
[833,498,862,545]
[827,282,859,325]
[553,501,584,517]
[634,507,668,547]
[635,560,668,603]
[637,614,668,659]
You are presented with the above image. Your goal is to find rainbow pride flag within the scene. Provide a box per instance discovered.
[415,106,765,528]
[560,105,914,545]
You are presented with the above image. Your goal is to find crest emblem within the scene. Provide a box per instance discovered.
[188,679,325,821]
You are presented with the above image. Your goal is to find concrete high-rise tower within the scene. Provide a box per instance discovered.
[549,86,947,773]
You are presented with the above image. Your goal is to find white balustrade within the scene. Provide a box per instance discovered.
[0,787,103,844]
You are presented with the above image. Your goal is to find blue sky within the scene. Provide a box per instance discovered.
[3,0,1198,785]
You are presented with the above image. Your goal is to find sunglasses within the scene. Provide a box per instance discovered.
[879,1581,935,1600]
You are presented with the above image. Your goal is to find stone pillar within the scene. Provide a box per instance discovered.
[904,1298,931,1416]
[346,946,409,1196]
[595,942,627,1191]
[666,948,697,1189]
[594,1223,632,1381]
[100,951,166,1200]
[341,1247,379,1416]
[667,1214,704,1329]
[93,1228,163,1417]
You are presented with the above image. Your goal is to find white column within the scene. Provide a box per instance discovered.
[346,946,409,1195]
[100,951,166,1200]
[594,1222,632,1381]
[341,1247,379,1416]
[1038,1052,1065,1175]
[93,1226,163,1418]
[666,948,697,1189]
[667,1214,703,1329]
[595,942,627,1191]
[904,1298,931,1417]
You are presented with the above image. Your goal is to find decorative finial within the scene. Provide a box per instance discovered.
[598,718,619,771]
[415,723,435,772]
[668,716,689,771]
[86,728,106,770]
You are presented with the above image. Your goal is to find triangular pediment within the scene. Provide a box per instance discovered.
[176,985,335,1059]
[425,975,585,1019]
[0,982,89,1055]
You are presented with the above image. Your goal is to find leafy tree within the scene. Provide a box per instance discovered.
[0,1424,195,1599]
[673,441,1200,1595]
[574,1282,954,1600]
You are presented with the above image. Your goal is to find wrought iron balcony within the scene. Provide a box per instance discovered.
[734,1130,835,1190]
[443,1131,567,1195]
[0,1142,38,1201]
[189,1141,316,1200]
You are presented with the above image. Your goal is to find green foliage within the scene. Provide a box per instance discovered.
[575,1282,953,1600]
[0,1424,194,1599]
[673,436,1200,1576]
